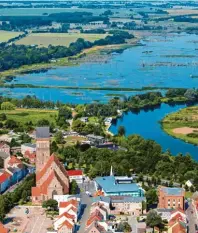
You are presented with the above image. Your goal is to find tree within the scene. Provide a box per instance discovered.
[118,125,126,136]
[184,89,198,101]
[0,113,7,121]
[70,180,79,194]
[1,101,15,110]
[146,210,162,233]
[37,119,50,126]
[0,196,6,221]
[145,189,158,206]
[123,222,132,233]
[51,141,58,153]
[55,131,64,144]
[42,199,58,211]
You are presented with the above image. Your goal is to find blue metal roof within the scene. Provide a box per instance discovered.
[95,176,141,193]
[162,187,184,196]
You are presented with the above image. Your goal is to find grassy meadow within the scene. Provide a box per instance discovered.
[1,108,58,125]
[15,33,107,47]
[0,30,22,42]
[162,106,198,145]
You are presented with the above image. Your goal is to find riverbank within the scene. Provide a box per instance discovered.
[0,41,138,82]
[161,106,198,146]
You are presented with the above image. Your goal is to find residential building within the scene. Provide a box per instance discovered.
[8,156,22,168]
[111,196,146,216]
[67,170,83,184]
[6,166,28,185]
[31,127,70,204]
[158,187,185,210]
[168,213,187,233]
[85,221,107,233]
[24,151,36,164]
[86,210,104,228]
[54,197,81,233]
[0,171,11,193]
[0,142,10,155]
[94,175,144,197]
[21,143,36,155]
[54,213,74,232]
[157,208,186,222]
[0,222,9,233]
[87,134,106,145]
[0,152,10,169]
[53,195,80,205]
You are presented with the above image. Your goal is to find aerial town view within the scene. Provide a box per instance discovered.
[0,0,198,232]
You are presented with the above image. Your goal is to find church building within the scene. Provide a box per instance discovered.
[32,127,69,204]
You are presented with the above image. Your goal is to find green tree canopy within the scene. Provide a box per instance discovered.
[1,101,15,110]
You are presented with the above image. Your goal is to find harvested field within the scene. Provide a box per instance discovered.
[0,30,22,42]
[15,32,107,47]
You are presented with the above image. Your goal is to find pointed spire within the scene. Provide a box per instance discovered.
[110,166,113,176]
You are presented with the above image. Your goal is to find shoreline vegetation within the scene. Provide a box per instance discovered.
[161,106,198,146]
[0,84,190,92]
[0,43,136,81]
[0,30,139,81]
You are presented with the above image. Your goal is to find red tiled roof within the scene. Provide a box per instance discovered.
[58,212,75,220]
[58,220,73,230]
[36,154,68,182]
[33,170,67,196]
[86,210,103,226]
[8,156,22,165]
[171,208,185,214]
[4,171,12,178]
[32,187,41,197]
[67,170,83,176]
[0,222,9,233]
[59,199,78,208]
[0,173,9,184]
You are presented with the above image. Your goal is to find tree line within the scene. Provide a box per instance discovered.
[0,31,132,71]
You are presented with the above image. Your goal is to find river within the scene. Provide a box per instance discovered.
[110,103,198,160]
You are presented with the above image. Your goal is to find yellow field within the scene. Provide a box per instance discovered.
[15,33,107,47]
[0,30,22,42]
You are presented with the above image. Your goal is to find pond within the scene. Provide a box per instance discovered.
[110,103,198,160]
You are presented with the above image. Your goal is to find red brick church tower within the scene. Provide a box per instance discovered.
[32,127,69,204]
[36,127,51,173]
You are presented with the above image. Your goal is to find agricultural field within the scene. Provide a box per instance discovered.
[15,33,107,47]
[0,108,58,125]
[0,30,22,42]
[162,106,198,145]
[167,9,198,16]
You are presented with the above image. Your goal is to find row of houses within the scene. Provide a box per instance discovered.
[52,196,82,233]
[0,155,28,193]
[85,199,113,233]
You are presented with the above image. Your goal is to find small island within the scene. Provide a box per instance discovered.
[162,106,198,145]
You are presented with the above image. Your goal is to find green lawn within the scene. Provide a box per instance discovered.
[1,108,58,125]
[16,32,107,47]
[0,30,22,42]
[162,106,198,145]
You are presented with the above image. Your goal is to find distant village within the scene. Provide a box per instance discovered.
[0,127,197,233]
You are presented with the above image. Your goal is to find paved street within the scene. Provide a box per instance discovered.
[77,192,92,233]
[186,203,198,233]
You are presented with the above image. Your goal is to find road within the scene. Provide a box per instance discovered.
[77,193,92,233]
[186,203,198,233]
